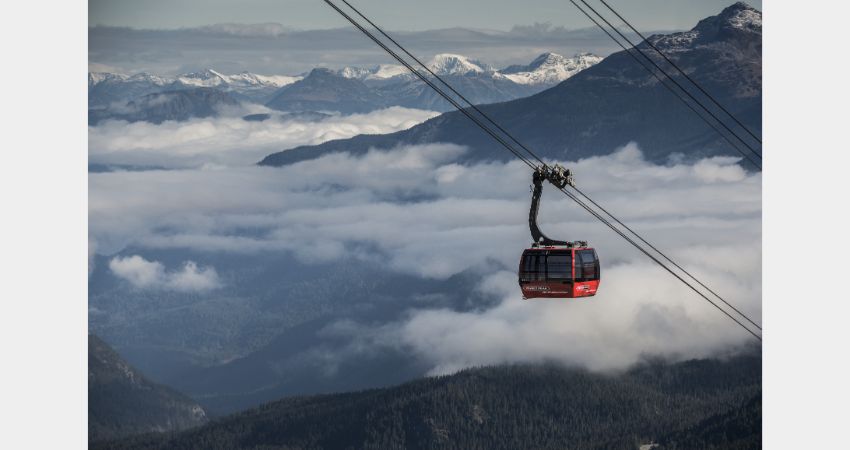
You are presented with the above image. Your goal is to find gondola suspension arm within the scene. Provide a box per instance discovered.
[529,164,575,246]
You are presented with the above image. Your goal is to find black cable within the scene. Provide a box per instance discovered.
[344,0,759,172]
[321,0,537,170]
[572,185,762,330]
[596,0,763,146]
[559,185,761,340]
[322,0,762,341]
[336,0,549,168]
[568,2,761,171]
[350,0,760,329]
[572,0,762,166]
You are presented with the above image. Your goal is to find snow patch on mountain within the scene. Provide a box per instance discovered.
[89,72,126,87]
[176,69,229,87]
[427,54,489,76]
[502,52,602,86]
[127,73,173,86]
[725,2,762,31]
[339,64,409,81]
[89,72,172,90]
[174,69,300,88]
[649,2,761,52]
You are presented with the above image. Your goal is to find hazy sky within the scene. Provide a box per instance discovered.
[89,0,762,31]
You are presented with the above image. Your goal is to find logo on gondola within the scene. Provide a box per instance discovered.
[526,286,550,291]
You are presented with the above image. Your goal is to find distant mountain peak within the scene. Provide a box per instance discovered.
[648,2,761,52]
[717,2,762,31]
[502,52,602,86]
[171,68,300,90]
[526,52,568,70]
[309,67,337,76]
[127,72,172,85]
[693,1,761,36]
[176,68,229,86]
[338,64,409,81]
[427,54,488,75]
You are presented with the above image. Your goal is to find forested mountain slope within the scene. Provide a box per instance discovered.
[102,354,761,449]
[89,335,208,444]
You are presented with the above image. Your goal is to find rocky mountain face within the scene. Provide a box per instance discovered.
[260,2,762,167]
[88,335,208,444]
[88,87,239,125]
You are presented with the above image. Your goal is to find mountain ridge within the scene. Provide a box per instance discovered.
[259,2,762,167]
[88,51,602,118]
[88,87,239,125]
[89,334,208,444]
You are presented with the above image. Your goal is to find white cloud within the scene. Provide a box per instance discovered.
[88,106,439,168]
[109,255,165,288]
[166,261,222,291]
[108,255,221,292]
[89,110,760,373]
[388,253,759,375]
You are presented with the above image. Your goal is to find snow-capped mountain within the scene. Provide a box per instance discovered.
[338,64,409,81]
[501,53,603,86]
[337,54,495,83]
[338,52,600,86]
[89,51,601,117]
[262,2,761,167]
[88,72,173,89]
[89,69,302,106]
[88,72,123,88]
[426,53,492,76]
[175,68,300,89]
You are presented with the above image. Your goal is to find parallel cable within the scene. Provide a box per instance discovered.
[344,0,759,171]
[596,0,763,146]
[572,0,762,166]
[567,0,760,170]
[572,185,761,330]
[340,0,761,329]
[322,0,537,169]
[559,185,761,340]
[336,0,549,168]
[322,0,762,341]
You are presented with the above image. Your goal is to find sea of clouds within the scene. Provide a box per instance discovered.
[89,108,761,374]
[89,105,439,168]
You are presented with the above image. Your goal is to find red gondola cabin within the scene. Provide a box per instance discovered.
[519,245,599,299]
[517,165,601,299]
[518,245,600,299]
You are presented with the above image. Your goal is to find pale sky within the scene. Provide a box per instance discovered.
[89,0,762,32]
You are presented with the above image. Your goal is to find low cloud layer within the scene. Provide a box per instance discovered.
[90,135,761,372]
[109,255,221,292]
[89,106,439,168]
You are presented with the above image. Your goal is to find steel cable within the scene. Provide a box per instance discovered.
[323,0,762,341]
